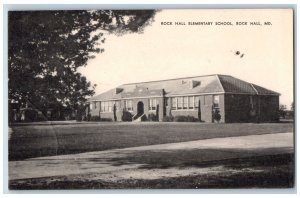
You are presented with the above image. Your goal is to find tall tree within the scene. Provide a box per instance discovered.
[8,10,156,113]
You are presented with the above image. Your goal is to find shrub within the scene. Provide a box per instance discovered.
[100,118,113,122]
[21,109,38,122]
[213,109,221,123]
[90,116,101,121]
[162,115,174,122]
[36,113,47,122]
[148,113,157,121]
[87,114,91,121]
[174,115,198,122]
[122,110,132,121]
[76,114,82,121]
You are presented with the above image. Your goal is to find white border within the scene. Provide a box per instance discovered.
[1,1,299,197]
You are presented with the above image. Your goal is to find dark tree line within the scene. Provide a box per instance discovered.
[8,10,156,118]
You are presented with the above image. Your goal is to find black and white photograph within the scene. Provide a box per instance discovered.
[6,7,294,190]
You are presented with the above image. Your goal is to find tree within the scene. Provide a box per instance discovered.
[198,99,201,122]
[8,10,156,116]
[279,104,287,118]
[156,104,159,121]
[113,104,117,122]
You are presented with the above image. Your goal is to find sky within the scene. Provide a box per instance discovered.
[78,9,294,108]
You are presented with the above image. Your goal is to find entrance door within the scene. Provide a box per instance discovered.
[137,101,144,116]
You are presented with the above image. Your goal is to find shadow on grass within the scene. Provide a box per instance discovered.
[84,147,293,169]
[9,151,294,189]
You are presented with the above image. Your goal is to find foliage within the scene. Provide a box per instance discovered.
[148,113,157,121]
[279,104,287,118]
[8,10,156,115]
[100,118,113,122]
[90,116,101,121]
[20,109,38,122]
[197,100,201,122]
[162,115,174,122]
[174,115,199,122]
[122,109,132,121]
[213,109,221,123]
[113,104,117,121]
[156,104,159,121]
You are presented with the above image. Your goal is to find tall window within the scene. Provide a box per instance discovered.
[108,101,113,112]
[94,102,97,109]
[101,102,104,111]
[183,96,188,109]
[90,103,93,110]
[177,97,183,110]
[194,96,200,108]
[149,98,158,110]
[188,96,194,109]
[104,101,109,112]
[125,100,133,111]
[171,97,177,110]
[213,95,220,108]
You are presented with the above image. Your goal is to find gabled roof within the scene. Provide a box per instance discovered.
[88,74,280,101]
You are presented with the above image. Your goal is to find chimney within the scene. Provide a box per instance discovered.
[189,80,200,89]
[115,88,123,94]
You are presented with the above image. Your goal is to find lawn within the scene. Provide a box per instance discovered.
[9,122,294,161]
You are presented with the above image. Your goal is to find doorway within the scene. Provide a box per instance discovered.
[137,101,144,116]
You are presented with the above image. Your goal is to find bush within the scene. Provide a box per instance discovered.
[76,114,82,121]
[20,109,38,122]
[213,109,221,123]
[174,115,198,122]
[90,116,101,121]
[148,113,157,121]
[162,115,174,122]
[100,118,113,122]
[122,110,132,121]
[36,113,47,122]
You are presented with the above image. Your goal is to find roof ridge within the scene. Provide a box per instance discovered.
[122,74,223,86]
[215,74,225,92]
[250,83,259,94]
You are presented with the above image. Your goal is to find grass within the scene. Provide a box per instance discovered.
[9,122,293,160]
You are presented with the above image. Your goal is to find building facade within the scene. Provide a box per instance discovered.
[87,74,280,123]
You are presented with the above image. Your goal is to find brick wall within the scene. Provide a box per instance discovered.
[224,94,279,123]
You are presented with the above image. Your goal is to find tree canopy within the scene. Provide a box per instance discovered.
[8,10,156,113]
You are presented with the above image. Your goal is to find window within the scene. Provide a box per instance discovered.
[125,100,133,111]
[177,97,183,110]
[171,97,177,110]
[194,96,200,108]
[188,96,194,109]
[149,98,158,110]
[104,101,109,112]
[108,101,113,112]
[100,101,120,112]
[94,102,97,109]
[213,95,220,108]
[183,96,188,109]
[101,102,105,112]
[89,103,93,110]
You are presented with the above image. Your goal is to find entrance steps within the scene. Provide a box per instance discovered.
[132,113,147,122]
